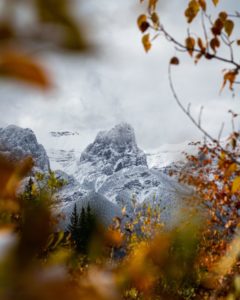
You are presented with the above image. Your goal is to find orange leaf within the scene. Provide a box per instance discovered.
[212,0,219,6]
[0,51,52,89]
[221,70,238,91]
[142,34,152,52]
[210,37,220,53]
[198,0,206,11]
[186,37,195,56]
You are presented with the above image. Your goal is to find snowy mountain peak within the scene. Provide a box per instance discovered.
[0,125,50,172]
[80,123,147,174]
[95,123,136,147]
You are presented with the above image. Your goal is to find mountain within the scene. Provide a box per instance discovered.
[59,123,194,224]
[0,123,196,227]
[0,125,50,172]
[74,123,147,184]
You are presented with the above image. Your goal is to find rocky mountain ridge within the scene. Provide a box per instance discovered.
[0,123,195,227]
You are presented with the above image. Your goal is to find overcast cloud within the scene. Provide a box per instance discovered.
[0,0,239,150]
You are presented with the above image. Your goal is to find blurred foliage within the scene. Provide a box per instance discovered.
[1,152,240,300]
[0,0,90,89]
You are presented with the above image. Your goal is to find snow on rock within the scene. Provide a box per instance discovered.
[75,123,147,184]
[65,123,195,224]
[0,125,50,172]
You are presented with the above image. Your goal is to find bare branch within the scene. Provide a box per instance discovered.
[168,63,240,166]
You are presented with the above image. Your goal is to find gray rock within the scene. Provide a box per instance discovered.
[0,125,50,172]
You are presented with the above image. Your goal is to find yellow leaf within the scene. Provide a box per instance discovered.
[185,0,200,23]
[232,177,240,193]
[151,12,159,26]
[142,34,151,52]
[225,163,237,177]
[212,0,219,6]
[224,19,234,37]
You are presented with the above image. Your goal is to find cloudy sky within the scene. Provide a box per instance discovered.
[0,0,239,150]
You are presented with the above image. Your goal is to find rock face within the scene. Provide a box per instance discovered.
[80,123,146,172]
[0,125,50,172]
[67,123,193,224]
[75,123,147,186]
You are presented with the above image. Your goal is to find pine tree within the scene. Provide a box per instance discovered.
[76,207,87,253]
[67,203,79,247]
[68,203,97,254]
[86,203,96,238]
[24,177,34,202]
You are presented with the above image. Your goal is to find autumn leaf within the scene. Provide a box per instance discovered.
[211,18,224,36]
[224,19,234,37]
[137,14,149,33]
[186,37,195,56]
[221,70,238,91]
[170,57,180,65]
[197,38,205,52]
[151,12,159,27]
[148,0,158,12]
[219,11,228,22]
[185,0,200,23]
[0,52,52,89]
[142,34,151,52]
[198,0,206,11]
[212,0,219,6]
[232,177,240,193]
[195,52,203,64]
[210,37,220,53]
[225,163,237,177]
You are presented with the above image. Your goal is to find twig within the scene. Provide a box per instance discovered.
[168,63,240,166]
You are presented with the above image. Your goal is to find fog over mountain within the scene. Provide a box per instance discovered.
[0,1,239,151]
